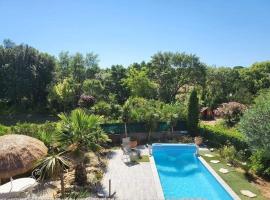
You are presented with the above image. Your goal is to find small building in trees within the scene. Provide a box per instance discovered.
[200,107,214,120]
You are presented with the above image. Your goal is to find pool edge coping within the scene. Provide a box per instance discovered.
[198,156,241,200]
[149,156,165,200]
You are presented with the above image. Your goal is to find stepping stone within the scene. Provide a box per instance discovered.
[210,148,214,152]
[219,168,229,174]
[97,192,106,198]
[240,190,257,198]
[204,153,214,157]
[210,160,220,164]
[226,163,232,167]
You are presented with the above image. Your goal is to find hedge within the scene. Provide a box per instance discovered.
[0,124,9,136]
[199,123,247,150]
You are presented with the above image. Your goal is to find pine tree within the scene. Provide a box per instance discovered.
[187,90,199,136]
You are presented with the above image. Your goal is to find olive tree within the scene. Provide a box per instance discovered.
[239,90,270,177]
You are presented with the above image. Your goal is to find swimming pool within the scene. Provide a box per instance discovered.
[152,144,238,200]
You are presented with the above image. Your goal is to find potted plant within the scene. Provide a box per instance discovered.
[129,136,138,148]
[194,136,203,146]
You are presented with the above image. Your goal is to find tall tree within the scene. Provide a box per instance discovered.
[70,53,85,84]
[56,51,71,80]
[123,67,157,99]
[187,90,199,136]
[0,40,55,108]
[85,52,100,79]
[149,52,206,102]
[82,79,105,100]
[104,65,129,104]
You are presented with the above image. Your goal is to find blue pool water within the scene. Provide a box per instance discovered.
[152,144,234,200]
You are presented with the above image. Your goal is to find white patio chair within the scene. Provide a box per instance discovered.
[0,169,40,198]
[0,177,38,198]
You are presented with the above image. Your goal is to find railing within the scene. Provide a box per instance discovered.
[101,121,187,135]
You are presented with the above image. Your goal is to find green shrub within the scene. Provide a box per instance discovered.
[10,123,39,137]
[249,150,270,177]
[239,90,270,177]
[215,102,246,127]
[200,123,247,150]
[9,122,59,148]
[0,124,9,136]
[219,145,237,165]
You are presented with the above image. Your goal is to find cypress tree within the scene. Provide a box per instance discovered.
[187,90,199,136]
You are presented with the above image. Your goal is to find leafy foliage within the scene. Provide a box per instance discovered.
[58,109,110,151]
[104,65,129,104]
[219,145,237,165]
[82,79,104,100]
[123,67,157,99]
[249,150,270,177]
[0,124,9,136]
[204,67,253,107]
[215,102,246,126]
[239,90,270,152]
[0,41,55,109]
[200,123,246,150]
[9,122,60,149]
[78,94,96,108]
[239,90,270,177]
[48,78,79,112]
[37,152,70,197]
[149,52,206,102]
[161,103,186,133]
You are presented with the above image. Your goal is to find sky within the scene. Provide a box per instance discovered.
[1,0,270,68]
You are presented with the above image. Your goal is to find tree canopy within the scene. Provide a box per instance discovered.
[1,39,270,115]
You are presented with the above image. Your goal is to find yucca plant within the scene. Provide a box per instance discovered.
[38,152,71,198]
[58,109,110,151]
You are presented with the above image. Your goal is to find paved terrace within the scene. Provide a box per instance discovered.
[101,146,162,200]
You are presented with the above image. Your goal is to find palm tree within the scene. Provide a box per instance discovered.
[38,152,70,198]
[58,108,110,151]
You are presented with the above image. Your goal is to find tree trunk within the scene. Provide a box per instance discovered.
[60,172,65,198]
[124,123,128,138]
[148,128,152,142]
[171,126,174,134]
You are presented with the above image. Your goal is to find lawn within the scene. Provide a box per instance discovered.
[200,150,266,200]
[138,155,150,162]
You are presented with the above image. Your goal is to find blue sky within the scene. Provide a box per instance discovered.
[1,0,270,68]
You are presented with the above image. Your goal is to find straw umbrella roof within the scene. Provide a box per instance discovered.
[0,134,48,179]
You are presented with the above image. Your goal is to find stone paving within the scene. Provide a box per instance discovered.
[101,146,161,200]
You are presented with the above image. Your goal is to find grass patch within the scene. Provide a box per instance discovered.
[138,155,150,162]
[110,146,120,150]
[200,151,266,200]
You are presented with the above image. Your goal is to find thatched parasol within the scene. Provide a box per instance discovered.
[0,134,48,179]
